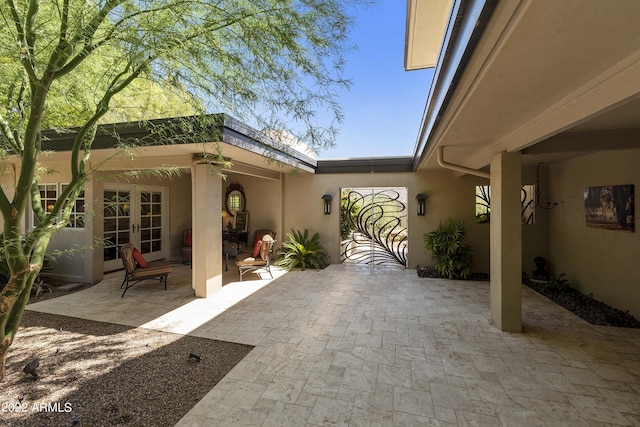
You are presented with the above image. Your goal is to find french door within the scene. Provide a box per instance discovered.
[103,185,168,271]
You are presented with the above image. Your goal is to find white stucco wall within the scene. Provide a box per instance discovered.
[549,149,640,318]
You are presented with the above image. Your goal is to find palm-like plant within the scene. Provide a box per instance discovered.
[423,218,473,279]
[276,229,328,271]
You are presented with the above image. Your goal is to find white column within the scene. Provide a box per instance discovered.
[490,151,522,332]
[191,163,223,297]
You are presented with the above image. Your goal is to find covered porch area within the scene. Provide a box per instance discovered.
[30,114,315,299]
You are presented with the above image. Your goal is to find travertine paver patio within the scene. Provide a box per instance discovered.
[28,264,640,426]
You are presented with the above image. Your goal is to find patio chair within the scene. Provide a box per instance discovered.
[235,234,275,281]
[119,243,172,297]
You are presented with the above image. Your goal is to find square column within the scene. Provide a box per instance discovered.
[490,151,522,332]
[192,163,223,297]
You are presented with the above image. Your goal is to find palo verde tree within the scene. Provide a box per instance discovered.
[0,0,366,379]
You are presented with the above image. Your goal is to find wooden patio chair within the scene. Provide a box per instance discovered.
[119,243,172,297]
[235,234,275,281]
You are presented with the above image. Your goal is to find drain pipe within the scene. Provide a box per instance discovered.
[437,146,490,179]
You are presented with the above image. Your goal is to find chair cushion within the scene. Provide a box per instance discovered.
[120,244,136,273]
[259,235,274,261]
[235,253,265,267]
[132,248,148,268]
[132,260,172,278]
[252,240,262,258]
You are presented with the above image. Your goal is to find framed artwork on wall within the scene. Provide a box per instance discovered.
[584,185,634,232]
[234,211,249,233]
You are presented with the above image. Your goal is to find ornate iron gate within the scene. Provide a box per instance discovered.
[340,187,408,267]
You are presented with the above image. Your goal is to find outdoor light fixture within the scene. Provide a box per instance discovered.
[322,194,333,215]
[416,193,427,216]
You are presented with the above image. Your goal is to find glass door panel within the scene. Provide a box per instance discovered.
[103,189,132,271]
[138,190,164,261]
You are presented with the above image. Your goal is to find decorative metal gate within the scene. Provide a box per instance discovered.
[340,187,408,267]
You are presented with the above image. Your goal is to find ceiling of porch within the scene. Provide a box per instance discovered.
[412,0,640,171]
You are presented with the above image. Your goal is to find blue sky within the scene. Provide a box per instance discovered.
[317,1,434,159]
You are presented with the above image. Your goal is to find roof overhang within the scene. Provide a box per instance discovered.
[33,114,317,176]
[411,0,640,172]
[404,0,454,70]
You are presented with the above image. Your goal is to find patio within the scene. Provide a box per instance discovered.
[27,264,640,426]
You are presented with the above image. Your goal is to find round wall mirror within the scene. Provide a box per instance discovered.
[225,184,245,215]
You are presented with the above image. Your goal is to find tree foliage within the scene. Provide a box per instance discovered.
[0,0,367,379]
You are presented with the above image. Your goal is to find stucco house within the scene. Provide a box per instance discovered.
[3,0,640,333]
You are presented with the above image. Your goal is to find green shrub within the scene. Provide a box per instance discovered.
[32,279,54,298]
[340,196,360,240]
[423,218,473,280]
[545,273,570,292]
[276,229,328,271]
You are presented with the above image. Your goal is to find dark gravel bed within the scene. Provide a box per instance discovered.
[417,265,640,329]
[525,280,640,328]
[1,311,253,426]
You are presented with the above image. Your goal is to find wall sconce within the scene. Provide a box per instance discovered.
[321,194,333,215]
[416,193,427,216]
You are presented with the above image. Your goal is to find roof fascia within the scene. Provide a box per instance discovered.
[404,0,455,70]
[316,157,413,174]
[221,116,317,173]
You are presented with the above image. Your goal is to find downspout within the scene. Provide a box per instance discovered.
[437,146,490,179]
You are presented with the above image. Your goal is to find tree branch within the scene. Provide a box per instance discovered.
[4,0,38,83]
[69,61,144,181]
[29,181,46,225]
[43,0,71,76]
[0,113,21,155]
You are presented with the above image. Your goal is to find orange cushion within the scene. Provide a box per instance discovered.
[253,233,265,247]
[132,248,148,268]
[252,240,263,258]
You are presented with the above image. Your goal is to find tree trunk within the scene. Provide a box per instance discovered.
[0,337,10,380]
[0,268,39,381]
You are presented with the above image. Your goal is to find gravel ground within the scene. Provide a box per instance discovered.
[1,310,253,426]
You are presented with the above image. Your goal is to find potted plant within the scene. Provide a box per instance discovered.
[423,217,473,279]
[276,229,328,271]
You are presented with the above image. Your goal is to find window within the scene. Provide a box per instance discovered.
[475,185,535,225]
[61,184,85,228]
[39,184,58,218]
[33,184,85,228]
